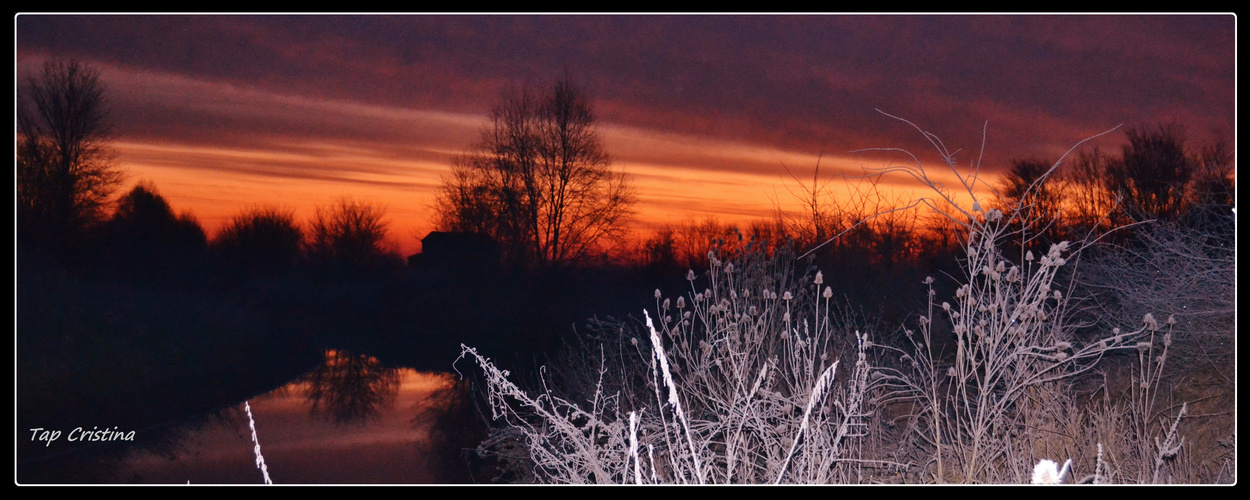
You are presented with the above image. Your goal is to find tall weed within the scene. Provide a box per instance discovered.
[861,113,1194,483]
[459,245,890,483]
[457,114,1211,483]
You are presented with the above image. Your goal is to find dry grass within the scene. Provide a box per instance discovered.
[458,243,896,484]
[455,116,1232,484]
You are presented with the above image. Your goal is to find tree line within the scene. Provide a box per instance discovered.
[997,123,1234,246]
[639,124,1234,270]
[17,59,1233,285]
[17,61,638,282]
[16,60,402,284]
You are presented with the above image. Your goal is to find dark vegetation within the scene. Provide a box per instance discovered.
[462,120,1234,483]
[433,74,634,270]
[14,66,650,483]
[16,61,1234,483]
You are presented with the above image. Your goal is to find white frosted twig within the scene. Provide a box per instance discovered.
[629,411,642,484]
[648,444,658,483]
[244,400,273,485]
[456,344,614,483]
[1152,403,1188,483]
[645,309,704,484]
[726,363,771,483]
[1093,442,1106,484]
[775,360,839,484]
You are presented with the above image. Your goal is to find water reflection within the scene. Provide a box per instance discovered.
[112,362,478,484]
[304,349,400,424]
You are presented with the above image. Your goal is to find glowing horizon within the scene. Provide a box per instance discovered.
[17,15,1233,257]
[114,117,998,257]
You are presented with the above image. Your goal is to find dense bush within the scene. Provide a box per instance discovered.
[213,206,304,277]
[99,183,208,285]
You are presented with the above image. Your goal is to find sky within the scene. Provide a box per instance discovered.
[14,14,1236,256]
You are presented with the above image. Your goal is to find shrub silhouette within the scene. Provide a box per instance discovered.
[100,182,207,284]
[307,197,396,276]
[213,206,304,278]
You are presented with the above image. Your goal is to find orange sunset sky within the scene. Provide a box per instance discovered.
[15,14,1236,256]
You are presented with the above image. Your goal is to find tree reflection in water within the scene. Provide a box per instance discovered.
[303,349,400,423]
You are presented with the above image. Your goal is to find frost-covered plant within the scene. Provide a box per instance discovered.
[892,233,1155,483]
[636,247,886,484]
[1010,317,1187,484]
[1114,316,1189,484]
[1073,216,1230,485]
[244,400,273,485]
[458,113,1205,484]
[456,342,635,483]
[1080,220,1235,377]
[458,244,890,483]
[858,112,1160,483]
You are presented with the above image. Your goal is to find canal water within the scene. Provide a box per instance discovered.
[107,350,482,484]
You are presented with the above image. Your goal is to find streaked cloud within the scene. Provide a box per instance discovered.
[16,14,1234,255]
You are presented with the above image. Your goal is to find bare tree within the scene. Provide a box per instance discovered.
[1185,137,1235,236]
[1190,137,1235,208]
[434,76,634,268]
[995,157,1068,251]
[17,60,122,247]
[777,155,841,253]
[308,198,392,271]
[1060,147,1119,238]
[999,159,1063,220]
[1041,124,1231,242]
[1104,123,1195,223]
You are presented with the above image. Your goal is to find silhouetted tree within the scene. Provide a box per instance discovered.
[1104,123,1195,223]
[213,207,304,277]
[777,157,840,253]
[920,198,965,256]
[674,217,742,268]
[308,197,392,272]
[1185,137,1236,239]
[101,183,207,284]
[1060,147,1118,238]
[868,202,920,269]
[1190,138,1235,207]
[434,75,634,268]
[641,226,683,273]
[998,125,1233,244]
[997,158,1066,247]
[17,60,122,250]
[1000,159,1061,214]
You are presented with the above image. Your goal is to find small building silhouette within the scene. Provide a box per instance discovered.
[409,231,501,271]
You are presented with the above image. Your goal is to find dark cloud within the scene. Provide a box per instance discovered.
[15,14,1234,246]
[18,15,1232,153]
